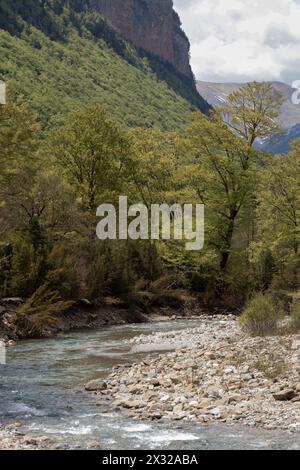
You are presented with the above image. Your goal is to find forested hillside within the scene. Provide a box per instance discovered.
[0,0,208,131]
[1,3,300,343]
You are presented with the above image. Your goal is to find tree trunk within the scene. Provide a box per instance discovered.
[220,209,238,273]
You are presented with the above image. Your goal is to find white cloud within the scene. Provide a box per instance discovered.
[173,0,300,84]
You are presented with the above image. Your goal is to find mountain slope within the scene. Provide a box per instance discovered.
[197,80,300,154]
[0,0,209,131]
[261,123,300,154]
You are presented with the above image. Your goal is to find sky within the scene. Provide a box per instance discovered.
[173,0,300,84]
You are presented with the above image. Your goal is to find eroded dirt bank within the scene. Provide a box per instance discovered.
[0,299,151,343]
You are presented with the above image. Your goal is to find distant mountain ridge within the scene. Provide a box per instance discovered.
[197,81,300,154]
[261,122,300,154]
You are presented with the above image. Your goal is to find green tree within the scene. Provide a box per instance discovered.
[184,82,284,274]
[219,81,284,147]
[129,128,181,206]
[0,93,39,182]
[256,141,300,260]
[186,111,256,273]
[125,128,180,282]
[50,105,133,212]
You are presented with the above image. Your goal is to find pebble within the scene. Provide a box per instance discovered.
[0,424,56,450]
[92,316,300,433]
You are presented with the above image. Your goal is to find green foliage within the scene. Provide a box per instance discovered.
[82,240,134,303]
[0,1,199,132]
[139,48,210,113]
[47,244,81,300]
[125,273,187,311]
[129,127,180,206]
[290,311,300,333]
[219,81,284,147]
[255,144,300,263]
[185,111,257,273]
[50,104,133,211]
[0,93,39,181]
[8,234,48,298]
[84,250,108,303]
[287,292,300,333]
[2,73,300,339]
[11,280,73,339]
[0,242,12,298]
[239,293,285,337]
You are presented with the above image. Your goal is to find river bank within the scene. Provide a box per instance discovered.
[92,316,300,433]
[0,423,60,450]
[2,317,300,450]
[0,301,149,449]
[0,299,152,344]
[0,294,211,343]
[0,316,211,450]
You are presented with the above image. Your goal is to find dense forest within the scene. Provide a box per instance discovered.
[0,0,209,132]
[1,2,300,340]
[1,76,300,338]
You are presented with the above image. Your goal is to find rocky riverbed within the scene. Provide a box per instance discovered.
[0,423,58,450]
[88,316,300,432]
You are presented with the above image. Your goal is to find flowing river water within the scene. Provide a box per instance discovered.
[1,319,300,450]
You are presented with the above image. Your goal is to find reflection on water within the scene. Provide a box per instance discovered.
[1,319,300,450]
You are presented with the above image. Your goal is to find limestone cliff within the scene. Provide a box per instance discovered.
[90,0,193,78]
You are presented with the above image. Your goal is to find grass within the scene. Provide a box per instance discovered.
[239,293,285,337]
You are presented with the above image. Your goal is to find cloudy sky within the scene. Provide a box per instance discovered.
[173,0,300,84]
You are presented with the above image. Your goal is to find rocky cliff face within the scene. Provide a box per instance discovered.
[90,0,192,77]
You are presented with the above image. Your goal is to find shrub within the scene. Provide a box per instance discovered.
[11,269,74,338]
[9,236,48,298]
[288,293,300,334]
[85,252,108,303]
[11,285,73,339]
[47,245,82,300]
[239,293,285,337]
[289,311,300,333]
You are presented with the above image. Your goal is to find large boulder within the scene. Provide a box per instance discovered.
[85,379,107,392]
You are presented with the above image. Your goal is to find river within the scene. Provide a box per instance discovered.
[1,319,300,450]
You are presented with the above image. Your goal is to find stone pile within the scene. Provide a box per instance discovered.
[90,317,300,432]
